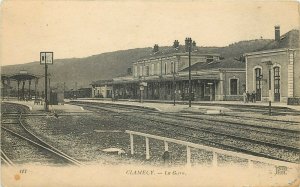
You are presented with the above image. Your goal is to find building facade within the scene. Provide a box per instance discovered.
[244,27,299,104]
[245,48,299,103]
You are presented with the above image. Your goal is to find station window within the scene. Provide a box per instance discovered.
[255,68,262,91]
[145,66,149,76]
[156,62,160,75]
[139,65,143,76]
[165,63,167,74]
[134,65,138,77]
[230,79,238,95]
[274,67,280,94]
[151,64,154,75]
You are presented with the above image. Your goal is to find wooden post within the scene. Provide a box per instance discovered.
[212,152,218,167]
[186,146,191,167]
[130,134,134,155]
[164,141,169,151]
[145,137,150,160]
[188,38,192,108]
[124,130,297,170]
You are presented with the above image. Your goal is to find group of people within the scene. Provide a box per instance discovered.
[243,91,257,103]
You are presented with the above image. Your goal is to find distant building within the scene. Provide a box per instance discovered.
[1,75,11,99]
[91,79,113,98]
[244,27,299,104]
[64,88,92,99]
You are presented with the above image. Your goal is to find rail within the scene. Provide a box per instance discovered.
[125,130,298,169]
[1,150,14,167]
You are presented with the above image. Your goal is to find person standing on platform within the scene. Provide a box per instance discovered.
[243,91,247,103]
[252,91,256,103]
[246,91,250,103]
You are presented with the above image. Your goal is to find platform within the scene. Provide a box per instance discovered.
[2,100,88,113]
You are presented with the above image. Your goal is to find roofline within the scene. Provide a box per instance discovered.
[135,53,220,63]
[244,48,299,56]
[180,68,245,73]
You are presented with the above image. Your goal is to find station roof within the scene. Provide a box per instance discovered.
[259,29,299,50]
[91,79,113,86]
[136,46,220,62]
[9,71,38,81]
[181,57,245,72]
[112,76,138,84]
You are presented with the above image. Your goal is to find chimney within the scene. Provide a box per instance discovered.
[185,38,188,52]
[192,41,196,47]
[275,25,280,42]
[185,38,192,52]
[173,40,179,49]
[153,44,159,53]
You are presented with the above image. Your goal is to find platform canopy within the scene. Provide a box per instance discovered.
[9,70,39,81]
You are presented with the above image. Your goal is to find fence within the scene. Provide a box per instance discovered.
[125,130,297,169]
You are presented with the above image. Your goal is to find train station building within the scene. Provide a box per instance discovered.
[244,27,299,104]
[111,51,246,101]
[91,27,299,104]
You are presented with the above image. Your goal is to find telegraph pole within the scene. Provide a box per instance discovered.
[45,63,48,111]
[40,52,53,112]
[187,37,192,107]
[173,61,176,106]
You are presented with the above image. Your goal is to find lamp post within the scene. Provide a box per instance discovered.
[186,37,193,107]
[45,64,48,110]
[266,61,273,116]
[172,61,177,106]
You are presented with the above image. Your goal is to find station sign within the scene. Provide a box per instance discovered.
[40,52,53,64]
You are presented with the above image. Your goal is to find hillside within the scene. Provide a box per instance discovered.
[2,48,152,90]
[1,39,272,90]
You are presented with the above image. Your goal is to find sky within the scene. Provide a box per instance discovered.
[0,0,299,66]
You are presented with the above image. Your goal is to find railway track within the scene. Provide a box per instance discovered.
[1,150,14,167]
[72,102,300,163]
[73,101,300,136]
[71,101,300,125]
[184,101,299,116]
[114,99,300,116]
[183,111,300,125]
[149,113,300,137]
[1,103,83,166]
[226,105,300,116]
